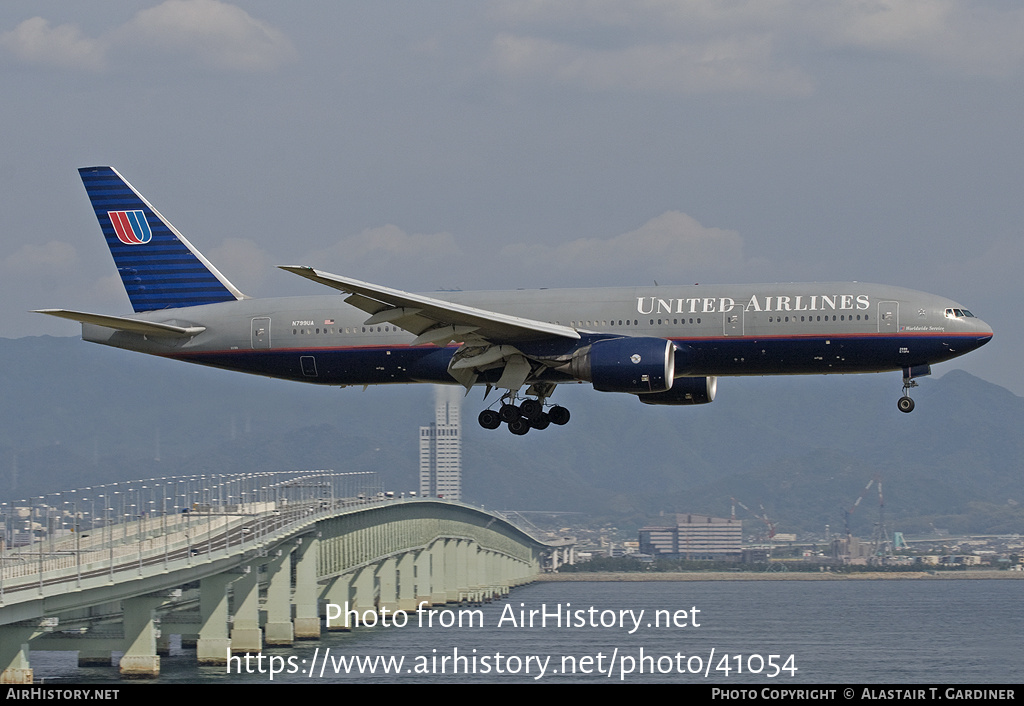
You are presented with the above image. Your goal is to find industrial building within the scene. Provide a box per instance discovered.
[639,514,743,561]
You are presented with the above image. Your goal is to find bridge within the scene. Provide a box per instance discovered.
[0,471,574,682]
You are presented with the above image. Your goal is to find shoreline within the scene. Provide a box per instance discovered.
[536,570,1024,581]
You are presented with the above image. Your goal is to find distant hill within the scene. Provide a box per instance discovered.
[1,336,1020,536]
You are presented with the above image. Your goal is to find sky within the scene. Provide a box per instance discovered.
[2,1,1021,393]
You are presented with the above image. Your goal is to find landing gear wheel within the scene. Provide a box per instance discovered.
[478,409,501,429]
[897,396,915,414]
[507,417,530,435]
[519,399,543,422]
[530,412,551,430]
[548,405,570,426]
[498,403,521,423]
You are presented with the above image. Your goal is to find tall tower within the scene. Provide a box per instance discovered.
[419,385,462,500]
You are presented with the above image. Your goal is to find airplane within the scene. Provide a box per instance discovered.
[37,167,994,435]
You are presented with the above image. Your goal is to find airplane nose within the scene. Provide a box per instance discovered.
[974,319,994,346]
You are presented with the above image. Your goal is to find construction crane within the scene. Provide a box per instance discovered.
[868,478,893,561]
[842,475,892,563]
[730,497,778,544]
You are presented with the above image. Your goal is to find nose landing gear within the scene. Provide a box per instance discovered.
[897,365,930,413]
[897,378,918,413]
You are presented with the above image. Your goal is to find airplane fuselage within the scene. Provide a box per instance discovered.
[46,166,993,429]
[81,281,992,388]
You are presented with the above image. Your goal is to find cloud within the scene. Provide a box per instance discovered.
[816,0,1024,77]
[297,213,753,289]
[0,17,106,70]
[207,237,276,292]
[119,0,297,72]
[0,1,295,73]
[499,211,746,281]
[483,0,1024,94]
[489,31,812,95]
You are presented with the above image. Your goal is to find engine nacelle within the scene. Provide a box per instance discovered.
[638,376,717,405]
[569,337,675,393]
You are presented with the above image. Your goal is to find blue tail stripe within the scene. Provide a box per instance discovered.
[125,210,152,243]
[79,167,241,312]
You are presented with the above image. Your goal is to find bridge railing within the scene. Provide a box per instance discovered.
[0,470,385,599]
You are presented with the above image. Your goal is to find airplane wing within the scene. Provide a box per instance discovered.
[280,266,581,391]
[279,266,580,345]
[34,309,206,338]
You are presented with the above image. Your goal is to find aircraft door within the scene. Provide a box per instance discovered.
[300,356,318,377]
[877,302,898,333]
[723,308,744,336]
[251,317,271,349]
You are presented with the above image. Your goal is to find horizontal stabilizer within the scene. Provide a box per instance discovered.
[34,309,206,338]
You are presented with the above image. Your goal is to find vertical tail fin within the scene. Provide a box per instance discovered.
[79,166,245,312]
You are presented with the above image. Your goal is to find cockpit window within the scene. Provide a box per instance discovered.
[945,308,976,319]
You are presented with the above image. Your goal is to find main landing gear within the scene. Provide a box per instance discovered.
[478,393,571,435]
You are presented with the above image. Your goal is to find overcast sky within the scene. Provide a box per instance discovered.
[2,1,1020,392]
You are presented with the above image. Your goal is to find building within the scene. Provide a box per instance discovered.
[639,514,743,561]
[419,385,462,500]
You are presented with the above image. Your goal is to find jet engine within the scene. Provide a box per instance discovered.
[637,376,717,405]
[568,337,675,393]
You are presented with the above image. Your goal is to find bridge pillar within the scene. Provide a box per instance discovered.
[293,535,320,639]
[0,626,36,684]
[197,571,236,664]
[157,631,173,656]
[444,538,461,603]
[230,564,262,653]
[119,595,164,678]
[264,546,294,646]
[431,539,449,605]
[452,539,470,602]
[77,645,114,667]
[414,547,434,607]
[481,549,497,600]
[376,556,398,613]
[349,564,375,625]
[466,542,482,601]
[396,550,418,611]
[322,573,352,631]
[504,554,521,586]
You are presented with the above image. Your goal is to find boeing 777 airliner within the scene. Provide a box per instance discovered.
[37,167,993,434]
